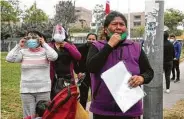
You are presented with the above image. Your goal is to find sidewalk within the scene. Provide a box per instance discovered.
[163,61,184,109]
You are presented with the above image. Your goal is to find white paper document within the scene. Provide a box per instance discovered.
[101,61,145,113]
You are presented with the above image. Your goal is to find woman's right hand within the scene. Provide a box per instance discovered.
[108,33,121,48]
[77,72,85,80]
[19,38,26,48]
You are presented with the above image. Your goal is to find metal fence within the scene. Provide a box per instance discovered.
[1,38,19,52]
[0,36,87,52]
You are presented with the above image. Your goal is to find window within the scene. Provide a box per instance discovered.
[134,22,141,26]
[134,15,141,19]
[75,9,81,12]
[97,23,102,26]
[91,23,96,26]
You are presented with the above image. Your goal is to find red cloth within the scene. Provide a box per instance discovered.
[42,85,79,119]
[24,116,32,119]
[24,115,36,119]
[105,0,110,15]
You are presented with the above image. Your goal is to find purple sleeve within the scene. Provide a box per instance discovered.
[64,42,81,60]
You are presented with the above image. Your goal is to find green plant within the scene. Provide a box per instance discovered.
[1,52,22,119]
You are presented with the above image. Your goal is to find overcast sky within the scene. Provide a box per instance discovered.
[19,0,184,18]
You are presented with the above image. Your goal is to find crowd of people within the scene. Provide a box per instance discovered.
[5,11,182,119]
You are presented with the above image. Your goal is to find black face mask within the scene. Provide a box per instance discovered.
[86,40,94,46]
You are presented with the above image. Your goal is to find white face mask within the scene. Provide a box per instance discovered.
[170,39,174,42]
[52,24,66,42]
[53,34,66,42]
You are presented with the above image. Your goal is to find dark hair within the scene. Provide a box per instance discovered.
[26,30,47,42]
[86,33,97,40]
[170,34,176,38]
[104,11,127,28]
[36,100,49,117]
[64,31,69,42]
[164,31,169,40]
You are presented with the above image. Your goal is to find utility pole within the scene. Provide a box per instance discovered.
[128,0,131,39]
[143,0,164,119]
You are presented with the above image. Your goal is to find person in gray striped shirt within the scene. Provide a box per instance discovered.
[6,31,58,118]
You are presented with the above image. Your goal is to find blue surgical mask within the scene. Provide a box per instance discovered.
[26,39,39,48]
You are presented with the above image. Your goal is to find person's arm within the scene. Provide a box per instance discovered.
[42,43,58,61]
[86,44,113,73]
[87,33,124,73]
[139,49,154,84]
[6,44,23,63]
[176,42,181,60]
[64,42,81,60]
[172,44,175,59]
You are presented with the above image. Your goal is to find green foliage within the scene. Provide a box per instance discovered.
[0,0,20,22]
[54,1,78,29]
[93,4,105,34]
[1,52,22,119]
[93,4,105,24]
[171,29,184,36]
[93,4,105,26]
[131,26,145,38]
[164,8,184,35]
[23,2,48,23]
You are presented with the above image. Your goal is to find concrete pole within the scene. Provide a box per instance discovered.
[127,0,131,39]
[143,0,164,119]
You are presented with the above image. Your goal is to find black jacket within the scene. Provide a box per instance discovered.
[74,43,90,73]
[164,39,175,62]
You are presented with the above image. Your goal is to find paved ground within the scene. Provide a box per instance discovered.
[163,61,184,109]
[86,61,184,118]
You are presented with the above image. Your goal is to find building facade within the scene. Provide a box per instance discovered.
[124,12,145,29]
[71,7,92,28]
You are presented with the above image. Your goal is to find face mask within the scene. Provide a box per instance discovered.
[170,39,174,42]
[107,29,127,41]
[53,34,65,42]
[26,39,39,48]
[52,24,66,42]
[86,40,94,46]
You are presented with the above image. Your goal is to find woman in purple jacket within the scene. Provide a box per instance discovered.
[87,11,154,119]
[49,24,81,99]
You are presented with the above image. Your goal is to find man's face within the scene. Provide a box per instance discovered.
[105,17,127,35]
[170,37,175,40]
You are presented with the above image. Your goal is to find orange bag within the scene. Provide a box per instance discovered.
[75,101,89,119]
